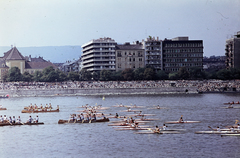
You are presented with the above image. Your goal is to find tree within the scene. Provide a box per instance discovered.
[92,71,100,81]
[144,68,155,80]
[134,68,145,80]
[189,67,204,79]
[122,68,134,81]
[178,67,189,80]
[6,67,22,82]
[22,71,33,82]
[111,71,122,81]
[169,72,179,80]
[68,72,79,81]
[156,70,168,80]
[100,70,112,81]
[33,71,43,82]
[79,69,92,81]
[56,69,68,81]
[41,66,59,82]
[216,69,231,80]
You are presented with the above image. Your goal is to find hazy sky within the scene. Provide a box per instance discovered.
[0,0,239,57]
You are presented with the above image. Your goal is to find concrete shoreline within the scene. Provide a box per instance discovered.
[0,87,200,97]
[1,86,239,97]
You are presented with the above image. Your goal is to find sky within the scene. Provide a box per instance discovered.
[0,0,239,58]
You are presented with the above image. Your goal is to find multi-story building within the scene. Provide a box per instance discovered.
[162,37,204,73]
[203,56,226,71]
[61,58,82,73]
[225,31,240,69]
[81,37,117,72]
[115,42,145,71]
[144,36,162,71]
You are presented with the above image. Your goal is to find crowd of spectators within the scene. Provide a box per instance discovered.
[0,80,239,93]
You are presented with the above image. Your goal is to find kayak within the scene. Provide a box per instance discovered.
[195,131,237,134]
[134,131,181,134]
[221,133,240,137]
[164,121,201,124]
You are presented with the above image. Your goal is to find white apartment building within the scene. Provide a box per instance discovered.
[143,36,163,71]
[81,37,117,72]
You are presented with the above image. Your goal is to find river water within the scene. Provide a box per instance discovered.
[0,93,240,158]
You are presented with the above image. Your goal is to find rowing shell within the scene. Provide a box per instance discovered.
[195,131,238,134]
[134,131,181,134]
[221,133,240,137]
[164,121,201,124]
[221,107,240,109]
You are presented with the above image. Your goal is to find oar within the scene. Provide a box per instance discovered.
[82,119,84,123]
[89,119,91,123]
[208,126,214,130]
[8,120,12,125]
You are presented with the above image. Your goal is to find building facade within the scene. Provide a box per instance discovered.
[225,31,240,69]
[162,37,204,73]
[81,37,117,72]
[144,36,162,71]
[0,47,57,80]
[115,42,145,71]
[61,58,82,73]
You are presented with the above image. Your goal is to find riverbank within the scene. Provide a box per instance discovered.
[0,80,239,97]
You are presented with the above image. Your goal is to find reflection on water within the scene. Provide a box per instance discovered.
[0,93,240,157]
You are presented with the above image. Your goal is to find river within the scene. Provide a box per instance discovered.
[0,93,239,158]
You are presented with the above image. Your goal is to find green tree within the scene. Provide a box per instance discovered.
[169,72,179,80]
[122,68,134,81]
[56,69,68,81]
[22,71,33,82]
[92,71,100,81]
[33,71,43,82]
[41,66,59,82]
[144,68,155,80]
[134,68,145,80]
[6,67,22,82]
[79,69,92,81]
[216,69,231,80]
[156,70,168,80]
[178,67,189,79]
[100,70,112,81]
[68,71,79,81]
[189,67,204,79]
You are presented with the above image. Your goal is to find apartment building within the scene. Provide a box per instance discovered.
[225,31,240,69]
[144,36,162,71]
[115,42,145,71]
[162,37,204,73]
[81,37,117,72]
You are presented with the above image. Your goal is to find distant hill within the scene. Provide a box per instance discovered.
[0,46,82,63]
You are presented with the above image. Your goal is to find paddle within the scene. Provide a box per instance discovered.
[208,126,214,130]
[89,119,91,123]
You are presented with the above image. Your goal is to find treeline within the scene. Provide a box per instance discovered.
[4,66,240,82]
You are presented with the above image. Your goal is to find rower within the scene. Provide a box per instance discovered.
[178,116,184,123]
[217,126,221,132]
[80,113,84,121]
[12,116,16,124]
[154,125,161,133]
[35,115,39,123]
[28,116,33,123]
[162,124,167,130]
[237,124,240,130]
[18,116,22,124]
[0,115,3,123]
[157,105,160,109]
[57,105,59,110]
[93,114,96,121]
[9,116,12,123]
[3,115,7,122]
[115,113,119,118]
[102,113,106,119]
[230,126,235,132]
[228,104,233,108]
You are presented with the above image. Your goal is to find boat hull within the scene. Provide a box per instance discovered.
[0,122,44,126]
[58,118,109,124]
[165,121,201,124]
[21,109,59,113]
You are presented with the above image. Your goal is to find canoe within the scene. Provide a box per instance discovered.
[0,108,7,110]
[0,122,44,126]
[134,131,181,134]
[221,107,240,109]
[21,109,59,113]
[58,118,109,124]
[164,121,201,124]
[221,133,240,137]
[195,131,237,134]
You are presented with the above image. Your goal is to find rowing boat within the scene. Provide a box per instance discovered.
[221,133,240,137]
[221,107,240,109]
[164,121,201,124]
[195,131,238,134]
[134,131,181,134]
[0,108,7,110]
[58,118,109,124]
[0,122,44,126]
[21,109,59,113]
